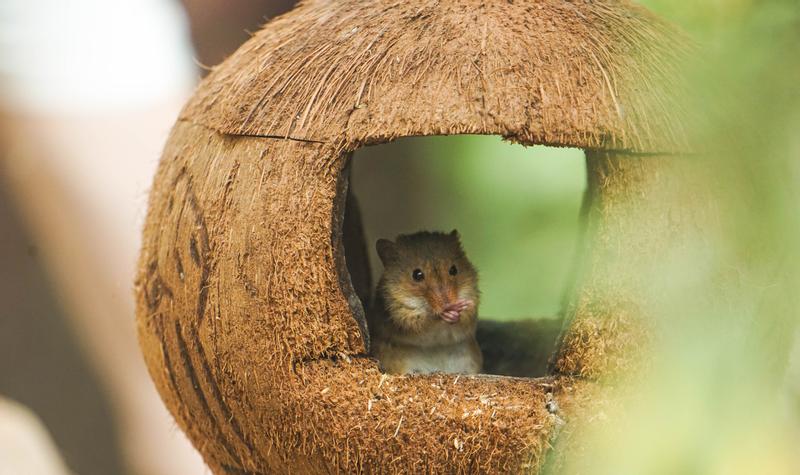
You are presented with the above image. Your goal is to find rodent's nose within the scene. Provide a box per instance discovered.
[436,287,458,306]
[424,291,444,314]
[426,287,459,314]
[425,298,445,316]
[446,290,459,306]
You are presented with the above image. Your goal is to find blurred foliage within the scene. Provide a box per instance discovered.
[562,0,800,473]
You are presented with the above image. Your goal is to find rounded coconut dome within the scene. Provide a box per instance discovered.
[137,1,693,473]
[183,0,691,153]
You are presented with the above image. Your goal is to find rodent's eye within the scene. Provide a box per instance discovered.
[412,269,424,282]
[449,265,458,276]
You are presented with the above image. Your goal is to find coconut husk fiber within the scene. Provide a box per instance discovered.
[183,0,691,154]
[135,1,695,473]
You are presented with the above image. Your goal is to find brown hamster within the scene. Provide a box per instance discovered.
[368,230,482,375]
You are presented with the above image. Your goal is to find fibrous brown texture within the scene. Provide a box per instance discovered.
[136,0,696,473]
[183,0,691,154]
[137,123,565,473]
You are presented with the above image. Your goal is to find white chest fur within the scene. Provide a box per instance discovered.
[401,341,480,375]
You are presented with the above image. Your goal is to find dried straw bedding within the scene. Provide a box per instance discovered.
[136,0,691,473]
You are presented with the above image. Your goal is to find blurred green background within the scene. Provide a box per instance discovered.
[354,138,585,320]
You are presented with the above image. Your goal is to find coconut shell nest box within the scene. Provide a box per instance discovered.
[136,0,695,473]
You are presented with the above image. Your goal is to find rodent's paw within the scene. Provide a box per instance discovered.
[440,299,474,323]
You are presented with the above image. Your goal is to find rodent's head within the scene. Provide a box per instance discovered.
[376,230,479,335]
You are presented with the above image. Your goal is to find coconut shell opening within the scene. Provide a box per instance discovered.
[337,143,568,376]
[136,0,692,472]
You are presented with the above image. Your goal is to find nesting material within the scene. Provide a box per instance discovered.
[135,0,693,473]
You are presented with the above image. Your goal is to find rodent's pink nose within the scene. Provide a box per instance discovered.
[439,299,474,324]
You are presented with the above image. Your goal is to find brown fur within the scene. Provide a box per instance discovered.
[368,231,482,374]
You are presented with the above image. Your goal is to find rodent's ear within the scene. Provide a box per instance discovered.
[448,229,465,253]
[376,239,398,265]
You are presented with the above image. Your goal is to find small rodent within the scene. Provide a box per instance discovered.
[368,230,482,375]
